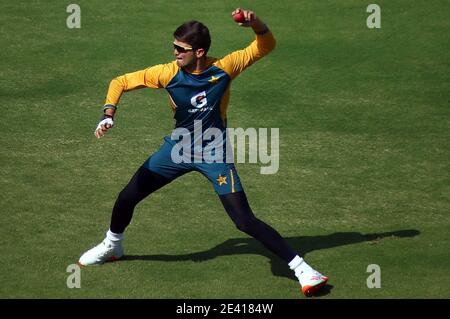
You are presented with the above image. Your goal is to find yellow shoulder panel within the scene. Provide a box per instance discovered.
[214,31,276,80]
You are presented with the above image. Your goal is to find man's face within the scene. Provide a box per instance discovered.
[173,39,203,68]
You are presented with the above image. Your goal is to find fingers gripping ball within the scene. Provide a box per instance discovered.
[233,10,246,23]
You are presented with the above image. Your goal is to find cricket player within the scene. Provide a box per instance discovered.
[79,8,328,297]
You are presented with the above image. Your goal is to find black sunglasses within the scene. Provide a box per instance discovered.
[173,43,195,53]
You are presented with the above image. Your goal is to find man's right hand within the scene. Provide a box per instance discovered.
[231,8,268,34]
[94,117,114,139]
[232,8,257,27]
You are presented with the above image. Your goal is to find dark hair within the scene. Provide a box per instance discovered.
[173,20,211,54]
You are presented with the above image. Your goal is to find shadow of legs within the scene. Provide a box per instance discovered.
[123,229,420,282]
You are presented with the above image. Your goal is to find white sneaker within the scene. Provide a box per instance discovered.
[298,269,329,296]
[78,239,124,266]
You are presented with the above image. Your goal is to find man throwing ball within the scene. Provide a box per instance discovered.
[80,8,328,297]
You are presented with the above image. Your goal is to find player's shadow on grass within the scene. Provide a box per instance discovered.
[124,229,419,291]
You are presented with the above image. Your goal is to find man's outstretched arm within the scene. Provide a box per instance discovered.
[216,8,276,80]
[95,63,177,138]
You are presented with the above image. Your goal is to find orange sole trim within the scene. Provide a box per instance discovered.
[302,277,329,297]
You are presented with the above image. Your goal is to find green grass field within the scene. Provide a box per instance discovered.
[1,0,449,298]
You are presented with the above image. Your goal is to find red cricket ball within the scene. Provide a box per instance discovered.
[233,11,245,23]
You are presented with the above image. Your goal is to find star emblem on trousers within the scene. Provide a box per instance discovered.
[217,175,227,186]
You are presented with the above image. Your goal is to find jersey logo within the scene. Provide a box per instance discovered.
[208,76,221,84]
[190,91,207,108]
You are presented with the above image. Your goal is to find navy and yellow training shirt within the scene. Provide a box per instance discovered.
[104,31,275,135]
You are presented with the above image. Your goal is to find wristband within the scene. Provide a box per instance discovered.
[103,104,117,112]
[255,27,269,35]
